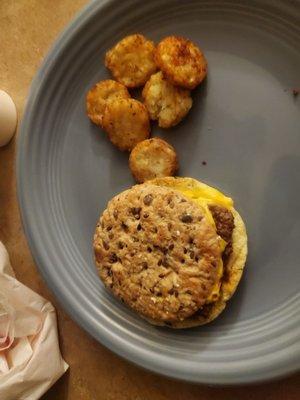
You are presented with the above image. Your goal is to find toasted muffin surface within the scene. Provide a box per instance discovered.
[102,98,150,151]
[129,138,178,183]
[142,72,192,128]
[86,80,130,127]
[94,184,223,323]
[145,177,247,328]
[164,208,247,328]
[105,34,157,88]
[155,36,207,89]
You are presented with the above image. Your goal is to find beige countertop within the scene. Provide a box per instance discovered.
[0,1,299,399]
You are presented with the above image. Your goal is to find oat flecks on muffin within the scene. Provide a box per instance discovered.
[129,138,178,183]
[93,184,223,323]
[142,72,192,128]
[155,36,207,89]
[105,34,157,88]
[86,80,130,127]
[102,98,150,151]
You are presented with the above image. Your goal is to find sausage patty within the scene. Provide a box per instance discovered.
[208,204,234,264]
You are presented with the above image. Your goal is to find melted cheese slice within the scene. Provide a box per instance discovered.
[156,179,233,303]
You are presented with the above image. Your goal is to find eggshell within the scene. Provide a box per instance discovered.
[0,90,17,147]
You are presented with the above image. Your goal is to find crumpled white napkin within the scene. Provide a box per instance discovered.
[0,241,68,400]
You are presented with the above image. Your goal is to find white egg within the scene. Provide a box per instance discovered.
[0,90,17,147]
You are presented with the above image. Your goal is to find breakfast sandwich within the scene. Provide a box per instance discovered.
[93,177,247,328]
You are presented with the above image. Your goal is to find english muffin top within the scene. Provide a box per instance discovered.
[94,184,222,323]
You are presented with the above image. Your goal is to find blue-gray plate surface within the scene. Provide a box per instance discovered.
[17,0,300,384]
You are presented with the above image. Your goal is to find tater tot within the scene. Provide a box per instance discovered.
[102,98,150,151]
[142,72,192,128]
[155,36,207,89]
[86,80,130,127]
[129,138,178,182]
[105,34,157,88]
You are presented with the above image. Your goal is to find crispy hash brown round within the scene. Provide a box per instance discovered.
[102,98,150,151]
[129,138,178,183]
[142,72,192,128]
[94,184,223,323]
[155,36,207,89]
[86,80,130,127]
[105,34,157,88]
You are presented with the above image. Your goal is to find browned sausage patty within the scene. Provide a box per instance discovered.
[208,204,234,264]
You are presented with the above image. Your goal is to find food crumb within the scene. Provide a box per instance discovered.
[293,89,299,97]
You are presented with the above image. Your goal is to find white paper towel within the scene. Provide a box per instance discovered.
[0,242,68,400]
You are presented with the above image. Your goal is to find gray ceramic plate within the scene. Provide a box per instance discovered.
[17,0,300,385]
